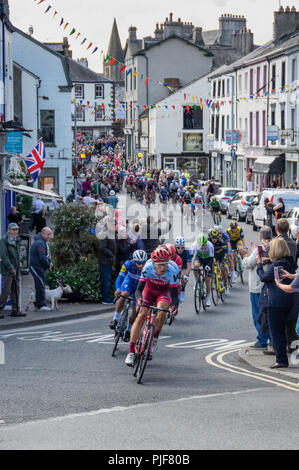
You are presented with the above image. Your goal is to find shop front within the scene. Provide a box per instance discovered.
[161,153,209,178]
[252,153,285,191]
[285,152,299,186]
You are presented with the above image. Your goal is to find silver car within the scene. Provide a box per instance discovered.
[214,187,243,213]
[286,206,299,240]
[227,192,259,222]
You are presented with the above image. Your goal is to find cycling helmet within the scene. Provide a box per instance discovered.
[166,244,176,259]
[212,196,217,202]
[210,229,219,239]
[197,234,208,246]
[109,190,115,196]
[133,250,147,264]
[175,236,185,247]
[230,221,238,228]
[151,247,169,263]
[215,225,224,233]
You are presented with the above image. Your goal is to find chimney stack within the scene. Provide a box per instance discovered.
[273,6,299,41]
[128,26,137,41]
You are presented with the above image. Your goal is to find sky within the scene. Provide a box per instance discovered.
[8,0,299,73]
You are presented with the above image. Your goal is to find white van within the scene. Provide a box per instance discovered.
[252,189,299,230]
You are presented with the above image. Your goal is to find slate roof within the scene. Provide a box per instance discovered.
[66,58,113,83]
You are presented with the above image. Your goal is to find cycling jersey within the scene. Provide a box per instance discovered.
[176,248,192,270]
[226,227,244,243]
[160,189,168,201]
[192,240,214,259]
[171,254,183,271]
[209,200,221,212]
[192,196,203,206]
[115,260,141,292]
[140,259,180,289]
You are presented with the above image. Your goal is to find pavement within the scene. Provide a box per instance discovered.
[0,273,115,330]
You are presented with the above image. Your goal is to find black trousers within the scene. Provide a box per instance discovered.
[0,274,20,313]
[268,305,293,366]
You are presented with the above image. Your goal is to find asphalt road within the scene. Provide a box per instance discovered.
[0,198,299,450]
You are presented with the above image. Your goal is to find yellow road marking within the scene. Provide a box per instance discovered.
[206,349,299,392]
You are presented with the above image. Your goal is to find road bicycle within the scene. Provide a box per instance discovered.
[222,255,232,288]
[211,259,225,306]
[193,267,207,314]
[232,249,245,284]
[133,302,170,384]
[112,295,134,357]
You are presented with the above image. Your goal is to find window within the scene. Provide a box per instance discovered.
[134,68,137,90]
[271,64,276,91]
[183,106,203,129]
[222,79,225,97]
[291,108,296,139]
[244,72,248,92]
[217,80,221,97]
[75,84,84,99]
[250,69,254,95]
[271,104,276,126]
[227,115,230,131]
[40,110,55,145]
[262,110,266,146]
[211,114,215,134]
[249,112,253,146]
[75,104,85,121]
[263,65,267,92]
[213,81,217,98]
[238,74,242,95]
[221,115,225,141]
[291,58,297,82]
[95,84,104,99]
[226,78,230,96]
[281,104,285,130]
[95,105,104,121]
[256,67,260,94]
[281,62,286,91]
[256,111,260,146]
[215,115,220,140]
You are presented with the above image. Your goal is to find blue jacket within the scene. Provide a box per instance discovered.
[29,234,51,271]
[257,257,295,308]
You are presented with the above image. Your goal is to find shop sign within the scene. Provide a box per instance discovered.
[183,133,203,152]
[267,126,279,141]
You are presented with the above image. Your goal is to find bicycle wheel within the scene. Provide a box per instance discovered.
[133,330,145,377]
[194,278,202,314]
[237,256,245,285]
[112,307,128,357]
[211,274,219,306]
[217,274,225,303]
[137,325,154,384]
[201,280,207,310]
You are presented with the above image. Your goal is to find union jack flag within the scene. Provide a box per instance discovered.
[22,141,46,183]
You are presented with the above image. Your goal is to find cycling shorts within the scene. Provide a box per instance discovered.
[214,251,226,264]
[194,256,213,277]
[231,240,244,250]
[141,283,171,307]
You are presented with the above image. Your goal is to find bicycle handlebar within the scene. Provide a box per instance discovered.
[137,299,170,314]
[114,294,135,303]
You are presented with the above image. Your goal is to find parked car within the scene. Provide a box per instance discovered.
[245,195,259,225]
[252,189,299,230]
[227,192,259,222]
[286,206,299,240]
[214,187,243,213]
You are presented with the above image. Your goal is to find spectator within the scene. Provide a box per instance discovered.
[29,227,53,311]
[107,190,118,209]
[0,223,26,317]
[246,168,253,192]
[31,197,45,231]
[66,188,75,203]
[83,190,95,206]
[140,216,171,257]
[100,180,109,203]
[264,198,275,233]
[273,197,285,220]
[7,206,22,226]
[240,226,272,349]
[97,218,116,305]
[257,237,296,368]
[81,176,92,196]
[276,218,297,265]
[35,209,47,234]
[275,270,299,350]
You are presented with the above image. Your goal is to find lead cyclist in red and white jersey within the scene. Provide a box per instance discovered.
[125,247,180,366]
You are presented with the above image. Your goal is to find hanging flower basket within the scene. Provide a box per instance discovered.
[7,176,25,186]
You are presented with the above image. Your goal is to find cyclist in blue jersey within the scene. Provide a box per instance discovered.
[175,236,192,302]
[110,250,147,342]
[159,186,168,203]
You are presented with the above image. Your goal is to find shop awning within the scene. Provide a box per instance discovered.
[3,181,63,201]
[252,154,285,175]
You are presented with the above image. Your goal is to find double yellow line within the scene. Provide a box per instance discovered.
[206,349,299,392]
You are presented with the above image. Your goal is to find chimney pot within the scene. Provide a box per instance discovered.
[169,12,173,21]
[291,6,296,12]
[286,6,290,12]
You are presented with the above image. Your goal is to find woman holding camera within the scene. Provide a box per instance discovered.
[257,238,296,369]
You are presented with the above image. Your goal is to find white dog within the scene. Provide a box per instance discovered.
[28,281,73,311]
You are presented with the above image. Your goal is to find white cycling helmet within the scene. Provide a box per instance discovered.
[175,236,185,247]
[133,250,147,264]
[109,190,115,196]
[214,225,224,233]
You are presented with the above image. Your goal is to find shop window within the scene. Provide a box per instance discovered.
[40,110,55,145]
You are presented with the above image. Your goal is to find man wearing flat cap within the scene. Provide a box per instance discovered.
[0,223,26,317]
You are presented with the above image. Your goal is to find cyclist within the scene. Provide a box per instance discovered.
[165,243,183,271]
[191,191,203,222]
[169,180,179,203]
[159,185,168,203]
[182,190,192,219]
[192,234,214,307]
[208,228,229,296]
[125,247,180,366]
[226,221,245,283]
[111,250,148,342]
[209,196,222,224]
[175,236,192,302]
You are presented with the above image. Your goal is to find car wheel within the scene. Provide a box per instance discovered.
[246,215,251,225]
